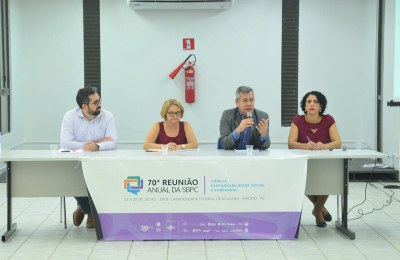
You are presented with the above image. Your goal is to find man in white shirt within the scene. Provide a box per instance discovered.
[60,86,118,228]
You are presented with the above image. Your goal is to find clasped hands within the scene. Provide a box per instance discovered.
[237,118,269,137]
[165,142,179,151]
[305,141,325,150]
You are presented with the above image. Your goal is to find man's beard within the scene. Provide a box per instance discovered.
[88,108,100,117]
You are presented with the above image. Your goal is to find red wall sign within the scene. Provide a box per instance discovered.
[183,38,195,50]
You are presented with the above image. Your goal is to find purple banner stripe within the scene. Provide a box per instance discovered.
[98,212,301,241]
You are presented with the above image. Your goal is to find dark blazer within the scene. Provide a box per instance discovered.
[219,107,270,150]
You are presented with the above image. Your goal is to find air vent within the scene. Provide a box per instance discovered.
[127,0,233,10]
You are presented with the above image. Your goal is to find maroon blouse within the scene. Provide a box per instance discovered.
[155,121,188,145]
[292,114,335,144]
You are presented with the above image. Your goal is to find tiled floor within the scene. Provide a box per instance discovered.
[1,182,400,259]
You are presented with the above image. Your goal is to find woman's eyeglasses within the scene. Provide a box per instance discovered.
[168,111,182,117]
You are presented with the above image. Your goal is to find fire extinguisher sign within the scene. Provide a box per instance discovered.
[183,38,195,50]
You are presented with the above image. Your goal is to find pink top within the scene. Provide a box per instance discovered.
[292,114,335,144]
[155,121,187,145]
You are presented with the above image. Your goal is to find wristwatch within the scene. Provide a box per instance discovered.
[182,144,186,150]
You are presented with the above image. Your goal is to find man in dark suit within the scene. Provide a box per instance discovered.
[219,86,270,150]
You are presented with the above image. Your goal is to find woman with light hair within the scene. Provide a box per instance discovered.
[144,99,198,151]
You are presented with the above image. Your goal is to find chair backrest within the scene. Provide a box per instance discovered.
[217,137,222,149]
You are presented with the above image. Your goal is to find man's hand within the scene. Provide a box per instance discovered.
[84,141,99,151]
[256,118,269,137]
[236,118,254,134]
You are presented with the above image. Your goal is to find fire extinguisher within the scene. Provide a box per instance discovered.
[185,62,195,103]
[169,54,197,103]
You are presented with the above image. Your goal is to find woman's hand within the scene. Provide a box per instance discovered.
[315,142,325,150]
[305,141,316,150]
[307,141,326,150]
[167,142,177,151]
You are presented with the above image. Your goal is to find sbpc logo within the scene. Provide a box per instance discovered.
[124,176,144,195]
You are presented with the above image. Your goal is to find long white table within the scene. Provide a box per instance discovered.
[0,149,385,242]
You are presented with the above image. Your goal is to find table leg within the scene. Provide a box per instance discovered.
[2,162,17,242]
[335,158,355,239]
[88,191,103,240]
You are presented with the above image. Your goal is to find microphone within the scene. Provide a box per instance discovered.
[246,112,252,119]
[246,112,253,129]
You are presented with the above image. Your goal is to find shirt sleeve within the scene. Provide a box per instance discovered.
[60,111,85,150]
[232,130,240,141]
[97,113,118,151]
[292,115,301,127]
[219,110,238,149]
[325,114,335,128]
[260,134,269,144]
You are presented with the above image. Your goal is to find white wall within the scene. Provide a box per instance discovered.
[299,0,378,149]
[101,0,282,143]
[8,0,394,153]
[9,0,83,146]
[100,0,379,146]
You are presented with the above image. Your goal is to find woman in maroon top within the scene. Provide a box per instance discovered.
[144,99,198,151]
[288,91,341,227]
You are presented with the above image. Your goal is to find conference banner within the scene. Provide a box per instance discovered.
[81,156,307,240]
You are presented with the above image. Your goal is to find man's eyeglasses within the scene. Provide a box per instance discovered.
[168,111,182,117]
[90,99,102,107]
[240,98,255,103]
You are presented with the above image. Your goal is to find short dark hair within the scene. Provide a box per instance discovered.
[76,87,98,108]
[300,91,327,115]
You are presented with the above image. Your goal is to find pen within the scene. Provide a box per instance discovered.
[61,150,71,153]
[306,136,311,142]
[145,150,158,153]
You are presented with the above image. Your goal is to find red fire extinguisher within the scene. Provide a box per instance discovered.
[185,62,195,103]
[169,54,197,103]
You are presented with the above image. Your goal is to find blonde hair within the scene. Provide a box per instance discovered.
[160,99,185,120]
